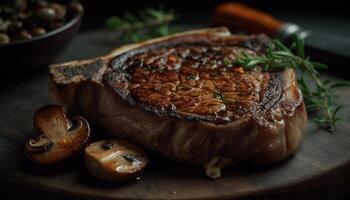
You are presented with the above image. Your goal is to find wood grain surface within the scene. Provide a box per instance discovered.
[0,30,350,200]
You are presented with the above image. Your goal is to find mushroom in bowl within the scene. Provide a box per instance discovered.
[0,0,84,71]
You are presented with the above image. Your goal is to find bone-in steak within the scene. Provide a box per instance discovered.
[49,28,307,178]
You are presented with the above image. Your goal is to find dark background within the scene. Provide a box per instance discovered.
[79,0,350,37]
[80,0,350,15]
[1,0,350,200]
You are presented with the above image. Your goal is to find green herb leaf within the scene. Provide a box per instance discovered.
[330,81,350,89]
[247,60,262,67]
[106,6,177,42]
[223,57,231,66]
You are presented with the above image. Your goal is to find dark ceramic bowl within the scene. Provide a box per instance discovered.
[0,14,82,73]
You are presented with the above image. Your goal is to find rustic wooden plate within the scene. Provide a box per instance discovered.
[1,30,350,200]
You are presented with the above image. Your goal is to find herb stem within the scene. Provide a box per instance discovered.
[112,15,175,32]
[106,7,177,42]
[314,75,333,130]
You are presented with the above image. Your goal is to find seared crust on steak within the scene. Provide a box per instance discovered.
[49,28,307,178]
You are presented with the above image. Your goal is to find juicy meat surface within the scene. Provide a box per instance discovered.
[49,28,307,178]
[116,45,269,123]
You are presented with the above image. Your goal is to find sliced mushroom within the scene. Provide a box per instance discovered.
[85,140,148,181]
[24,105,90,165]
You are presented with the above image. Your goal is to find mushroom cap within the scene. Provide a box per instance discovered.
[25,105,90,165]
[85,140,149,181]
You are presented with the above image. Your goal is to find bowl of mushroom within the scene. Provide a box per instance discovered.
[0,0,83,72]
[25,105,149,181]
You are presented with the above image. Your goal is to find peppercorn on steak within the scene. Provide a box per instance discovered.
[49,28,307,178]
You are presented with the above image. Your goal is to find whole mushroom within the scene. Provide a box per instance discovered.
[49,3,66,20]
[24,105,90,165]
[85,140,149,181]
[0,33,10,44]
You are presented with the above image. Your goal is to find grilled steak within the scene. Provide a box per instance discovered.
[49,28,307,178]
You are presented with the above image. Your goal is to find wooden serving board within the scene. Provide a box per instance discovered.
[1,30,350,200]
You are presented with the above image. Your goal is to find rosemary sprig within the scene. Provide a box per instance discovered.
[106,6,176,42]
[234,38,350,132]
